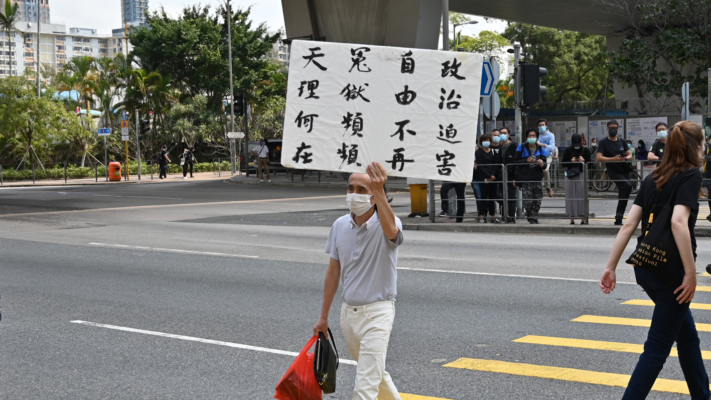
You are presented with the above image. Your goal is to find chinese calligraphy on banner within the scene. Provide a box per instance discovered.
[281,41,484,183]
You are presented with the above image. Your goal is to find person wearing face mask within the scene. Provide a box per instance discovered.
[596,120,633,225]
[513,128,549,224]
[489,129,504,220]
[475,134,502,223]
[500,127,519,223]
[314,162,404,400]
[251,139,272,183]
[648,122,669,165]
[562,134,592,224]
[637,140,648,162]
[537,119,557,198]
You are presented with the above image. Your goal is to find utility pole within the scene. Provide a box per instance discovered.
[513,42,523,218]
[227,0,236,174]
[125,23,130,180]
[36,8,40,97]
[244,92,250,177]
[136,110,141,179]
[430,0,449,222]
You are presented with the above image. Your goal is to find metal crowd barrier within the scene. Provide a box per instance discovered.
[430,160,669,224]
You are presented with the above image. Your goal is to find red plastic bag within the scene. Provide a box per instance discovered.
[275,336,323,400]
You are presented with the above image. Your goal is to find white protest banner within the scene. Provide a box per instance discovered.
[281,41,483,182]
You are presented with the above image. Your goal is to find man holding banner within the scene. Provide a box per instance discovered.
[314,162,403,400]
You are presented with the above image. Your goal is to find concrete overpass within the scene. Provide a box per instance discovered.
[280,0,625,50]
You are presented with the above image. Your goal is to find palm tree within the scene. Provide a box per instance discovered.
[0,0,22,77]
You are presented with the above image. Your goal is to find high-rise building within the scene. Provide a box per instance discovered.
[121,0,149,27]
[11,0,51,24]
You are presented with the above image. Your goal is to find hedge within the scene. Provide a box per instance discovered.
[0,161,234,181]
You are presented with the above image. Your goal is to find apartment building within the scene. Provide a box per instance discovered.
[11,0,51,24]
[121,0,149,27]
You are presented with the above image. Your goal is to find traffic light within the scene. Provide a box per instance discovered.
[139,119,150,139]
[233,95,244,117]
[521,63,547,105]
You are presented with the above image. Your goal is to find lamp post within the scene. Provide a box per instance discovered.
[452,20,478,51]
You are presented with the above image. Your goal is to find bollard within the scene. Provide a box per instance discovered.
[65,161,68,183]
[32,163,35,184]
[502,166,509,222]
[95,163,98,182]
[218,159,221,177]
[0,164,3,186]
[151,161,154,181]
[583,163,590,222]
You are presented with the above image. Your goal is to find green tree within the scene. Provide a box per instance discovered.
[0,76,88,167]
[56,56,99,115]
[595,0,711,98]
[452,30,511,63]
[0,0,22,77]
[503,23,611,102]
[167,95,222,148]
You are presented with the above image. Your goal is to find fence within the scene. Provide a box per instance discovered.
[431,160,705,224]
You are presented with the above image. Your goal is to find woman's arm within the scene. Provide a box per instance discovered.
[671,204,696,304]
[600,204,643,294]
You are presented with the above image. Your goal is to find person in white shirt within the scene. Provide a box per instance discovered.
[314,162,403,400]
[251,140,271,183]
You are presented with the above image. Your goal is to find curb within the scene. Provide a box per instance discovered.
[402,223,711,237]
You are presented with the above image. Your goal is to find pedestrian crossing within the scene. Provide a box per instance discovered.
[440,276,711,396]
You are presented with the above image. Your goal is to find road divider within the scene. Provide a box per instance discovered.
[572,315,711,332]
[443,358,699,395]
[514,335,711,359]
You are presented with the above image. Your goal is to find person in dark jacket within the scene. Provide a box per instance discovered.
[500,127,518,223]
[636,140,648,161]
[474,134,502,223]
[513,128,549,224]
[648,122,668,164]
[562,134,592,224]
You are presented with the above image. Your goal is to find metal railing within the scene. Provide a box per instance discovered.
[430,160,707,224]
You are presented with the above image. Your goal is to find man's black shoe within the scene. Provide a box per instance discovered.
[707,215,711,222]
[614,220,624,226]
[438,211,447,217]
[706,265,711,275]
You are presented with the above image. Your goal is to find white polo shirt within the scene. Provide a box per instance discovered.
[256,144,269,158]
[325,211,403,307]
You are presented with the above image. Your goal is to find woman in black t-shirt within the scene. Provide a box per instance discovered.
[599,121,708,400]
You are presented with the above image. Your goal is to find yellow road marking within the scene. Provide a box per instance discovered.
[699,273,711,277]
[444,358,695,394]
[400,394,452,400]
[696,286,711,292]
[572,315,711,331]
[624,299,711,310]
[513,335,711,359]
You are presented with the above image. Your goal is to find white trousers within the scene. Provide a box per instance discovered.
[340,301,401,400]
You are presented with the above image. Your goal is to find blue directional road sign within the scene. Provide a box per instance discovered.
[98,128,112,136]
[480,61,494,97]
[122,111,128,121]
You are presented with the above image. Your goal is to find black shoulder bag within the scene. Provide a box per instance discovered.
[314,328,339,394]
[625,176,683,281]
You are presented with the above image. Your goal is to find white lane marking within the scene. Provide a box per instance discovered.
[395,267,637,285]
[91,194,184,200]
[0,194,345,218]
[0,185,81,190]
[70,320,358,365]
[88,243,258,259]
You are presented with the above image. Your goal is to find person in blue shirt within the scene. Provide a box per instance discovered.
[513,128,550,224]
[537,119,557,198]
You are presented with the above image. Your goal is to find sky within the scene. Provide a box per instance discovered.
[51,0,506,38]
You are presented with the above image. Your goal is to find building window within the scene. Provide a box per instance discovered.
[73,46,82,52]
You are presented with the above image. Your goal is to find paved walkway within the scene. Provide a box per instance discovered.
[0,171,228,187]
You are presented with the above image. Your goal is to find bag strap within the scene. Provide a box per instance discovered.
[327,327,339,368]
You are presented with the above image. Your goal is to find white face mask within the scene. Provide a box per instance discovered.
[346,193,373,216]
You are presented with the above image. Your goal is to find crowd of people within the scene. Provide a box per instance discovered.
[439,119,711,225]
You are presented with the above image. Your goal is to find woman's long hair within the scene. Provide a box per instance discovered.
[652,121,705,191]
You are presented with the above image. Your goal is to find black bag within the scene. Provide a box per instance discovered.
[313,328,339,394]
[567,166,581,178]
[625,176,683,281]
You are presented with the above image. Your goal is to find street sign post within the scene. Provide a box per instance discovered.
[97,128,111,136]
[483,91,501,119]
[122,110,128,121]
[681,82,690,121]
[121,120,129,141]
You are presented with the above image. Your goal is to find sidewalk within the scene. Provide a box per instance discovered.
[0,171,227,188]
[399,213,711,237]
